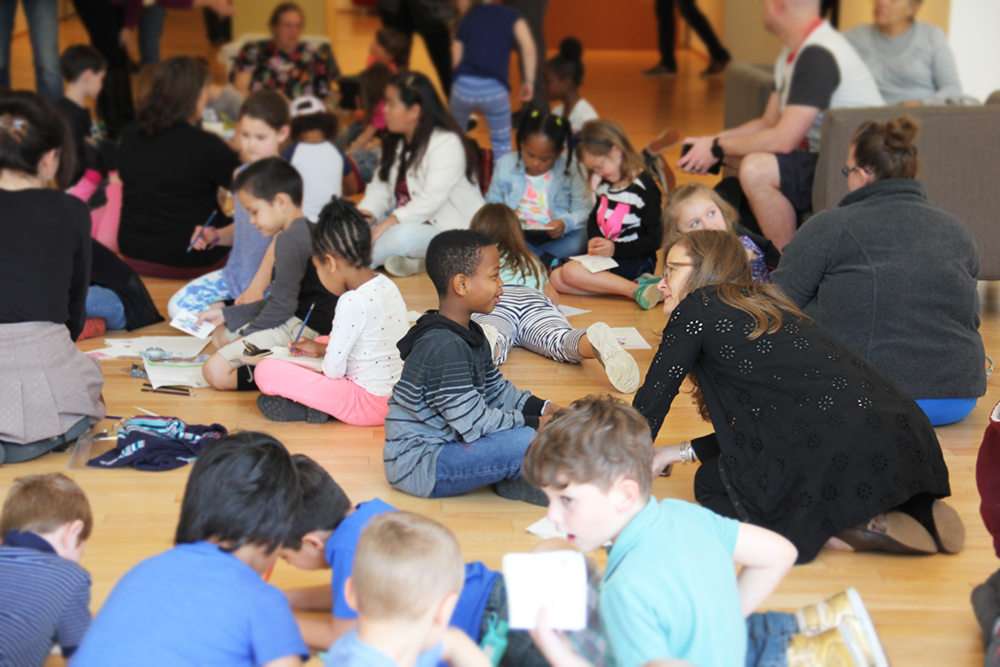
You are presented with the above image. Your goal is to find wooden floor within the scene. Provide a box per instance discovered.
[8,10,1000,666]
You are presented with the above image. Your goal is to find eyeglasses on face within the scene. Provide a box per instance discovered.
[841,166,870,177]
[662,262,694,278]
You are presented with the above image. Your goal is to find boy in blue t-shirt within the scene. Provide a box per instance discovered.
[0,473,93,666]
[279,454,547,666]
[72,433,309,667]
[522,396,889,667]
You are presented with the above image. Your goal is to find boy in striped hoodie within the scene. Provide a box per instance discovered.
[383,230,560,506]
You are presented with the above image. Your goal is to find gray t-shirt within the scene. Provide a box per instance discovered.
[845,21,963,105]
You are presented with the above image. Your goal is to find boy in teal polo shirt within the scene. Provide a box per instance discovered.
[522,396,889,667]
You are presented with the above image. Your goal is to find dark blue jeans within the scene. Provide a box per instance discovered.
[429,427,537,498]
[746,611,799,667]
[0,0,61,103]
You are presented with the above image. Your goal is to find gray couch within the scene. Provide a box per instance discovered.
[723,62,1000,279]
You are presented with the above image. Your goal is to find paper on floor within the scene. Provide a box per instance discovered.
[503,550,588,631]
[267,346,325,371]
[610,327,652,350]
[569,254,619,273]
[87,336,209,359]
[143,359,210,389]
[557,304,591,317]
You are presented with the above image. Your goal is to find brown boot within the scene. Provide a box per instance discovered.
[835,512,937,555]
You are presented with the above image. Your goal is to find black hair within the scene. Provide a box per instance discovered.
[375,27,410,69]
[283,454,352,550]
[546,37,585,88]
[358,62,393,116]
[0,90,76,189]
[290,112,338,142]
[515,105,572,174]
[60,44,107,82]
[425,229,495,297]
[233,157,304,207]
[311,198,372,267]
[238,89,290,130]
[377,71,479,185]
[175,432,302,554]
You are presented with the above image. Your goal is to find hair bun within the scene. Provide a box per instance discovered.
[883,115,918,152]
[558,37,583,62]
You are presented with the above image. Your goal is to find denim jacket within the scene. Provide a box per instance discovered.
[484,152,592,233]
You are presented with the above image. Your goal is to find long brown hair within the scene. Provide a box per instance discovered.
[470,203,547,288]
[576,119,649,190]
[137,56,210,138]
[668,230,810,420]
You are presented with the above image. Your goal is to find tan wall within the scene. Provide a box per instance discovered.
[232,0,335,41]
[724,0,951,66]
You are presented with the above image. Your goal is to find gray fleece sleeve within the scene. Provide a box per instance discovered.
[223,221,309,334]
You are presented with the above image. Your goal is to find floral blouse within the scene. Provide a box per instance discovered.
[232,40,340,100]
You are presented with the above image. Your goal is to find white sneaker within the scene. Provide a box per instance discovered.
[586,322,640,393]
[480,322,501,364]
[384,256,426,277]
[797,588,888,667]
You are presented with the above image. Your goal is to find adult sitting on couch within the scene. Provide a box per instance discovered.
[678,0,883,249]
[772,116,987,426]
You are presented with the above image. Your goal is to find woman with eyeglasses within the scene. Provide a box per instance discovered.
[772,116,986,427]
[357,71,484,277]
[633,229,961,564]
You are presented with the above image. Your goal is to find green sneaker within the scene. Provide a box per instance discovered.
[633,280,664,310]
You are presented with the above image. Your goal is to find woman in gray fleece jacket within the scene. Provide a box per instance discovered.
[772,116,986,426]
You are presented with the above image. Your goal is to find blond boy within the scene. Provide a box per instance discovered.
[325,512,490,667]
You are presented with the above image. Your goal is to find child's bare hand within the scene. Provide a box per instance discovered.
[289,339,326,358]
[197,308,225,326]
[519,82,534,102]
[546,219,566,239]
[189,225,219,251]
[529,609,591,667]
[587,237,614,257]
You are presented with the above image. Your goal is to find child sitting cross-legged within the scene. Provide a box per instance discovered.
[72,432,309,666]
[254,199,408,425]
[523,396,891,667]
[324,511,490,667]
[383,230,562,505]
[278,454,549,666]
[198,157,338,391]
[0,474,93,665]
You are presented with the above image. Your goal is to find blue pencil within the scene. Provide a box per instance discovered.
[186,211,218,253]
[293,302,316,344]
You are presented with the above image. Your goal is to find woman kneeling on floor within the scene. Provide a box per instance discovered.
[633,230,963,563]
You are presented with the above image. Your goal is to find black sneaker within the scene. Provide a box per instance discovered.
[700,54,732,78]
[256,394,330,423]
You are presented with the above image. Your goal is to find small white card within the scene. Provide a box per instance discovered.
[569,254,619,274]
[502,551,588,631]
[610,327,652,350]
[170,311,217,339]
[557,304,591,318]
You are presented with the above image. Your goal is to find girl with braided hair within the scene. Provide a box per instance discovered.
[254,198,409,426]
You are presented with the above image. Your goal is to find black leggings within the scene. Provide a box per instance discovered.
[378,0,452,95]
[654,0,729,69]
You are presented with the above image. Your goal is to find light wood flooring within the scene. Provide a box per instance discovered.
[7,10,1000,666]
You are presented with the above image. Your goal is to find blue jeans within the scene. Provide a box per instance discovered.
[525,227,588,262]
[137,4,164,65]
[429,427,538,498]
[86,285,128,330]
[915,398,978,427]
[746,612,799,667]
[371,222,441,269]
[450,75,513,163]
[0,0,61,103]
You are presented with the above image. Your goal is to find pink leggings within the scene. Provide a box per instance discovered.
[254,359,391,427]
[70,169,122,252]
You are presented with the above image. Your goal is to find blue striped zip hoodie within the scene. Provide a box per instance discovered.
[382,312,547,497]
